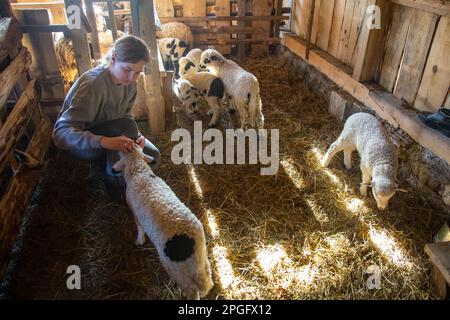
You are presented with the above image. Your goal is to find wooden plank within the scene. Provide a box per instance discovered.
[0,48,31,119]
[337,0,356,63]
[190,25,266,34]
[138,0,165,134]
[414,16,450,112]
[237,0,246,62]
[316,0,335,51]
[252,0,274,56]
[352,0,390,82]
[0,115,52,281]
[0,80,40,175]
[0,17,23,63]
[379,4,413,92]
[425,242,450,285]
[154,0,175,18]
[346,0,368,67]
[66,5,92,76]
[390,0,450,18]
[283,33,450,166]
[305,0,315,60]
[182,0,207,50]
[85,0,101,60]
[159,15,290,22]
[274,0,284,37]
[394,10,439,106]
[215,0,231,55]
[106,0,119,40]
[18,9,65,100]
[327,0,345,57]
[310,0,321,44]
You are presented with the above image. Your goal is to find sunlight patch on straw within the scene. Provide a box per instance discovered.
[368,226,413,270]
[305,198,330,224]
[188,165,203,200]
[281,156,305,190]
[256,244,316,289]
[205,209,220,239]
[345,197,370,215]
[213,245,239,290]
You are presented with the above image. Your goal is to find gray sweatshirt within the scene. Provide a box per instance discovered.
[52,66,137,150]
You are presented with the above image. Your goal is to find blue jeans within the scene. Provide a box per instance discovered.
[67,118,161,176]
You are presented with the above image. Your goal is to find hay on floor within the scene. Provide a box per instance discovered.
[2,54,447,300]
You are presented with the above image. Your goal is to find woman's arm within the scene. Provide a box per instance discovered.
[52,79,103,150]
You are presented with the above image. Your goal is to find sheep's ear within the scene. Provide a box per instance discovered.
[178,40,188,48]
[112,159,125,172]
[143,154,154,164]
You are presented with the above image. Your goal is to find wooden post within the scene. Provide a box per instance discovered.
[19,9,65,100]
[251,0,274,57]
[107,0,119,41]
[237,0,246,62]
[137,0,165,134]
[215,0,231,54]
[305,0,315,60]
[85,0,101,60]
[274,0,284,37]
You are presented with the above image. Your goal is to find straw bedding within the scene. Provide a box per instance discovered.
[1,54,447,299]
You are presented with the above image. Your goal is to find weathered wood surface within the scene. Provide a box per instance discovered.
[0,48,31,120]
[328,0,345,57]
[0,80,41,175]
[414,16,450,112]
[215,0,231,54]
[0,115,52,281]
[316,0,335,51]
[0,16,22,63]
[182,0,207,49]
[154,0,175,18]
[393,10,439,106]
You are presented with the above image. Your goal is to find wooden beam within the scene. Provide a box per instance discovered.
[215,0,232,54]
[425,242,450,299]
[160,15,289,23]
[252,0,274,56]
[283,33,450,166]
[274,0,284,37]
[352,0,390,82]
[305,0,316,60]
[0,80,40,175]
[107,0,119,40]
[16,9,65,100]
[85,0,101,60]
[237,0,246,62]
[138,0,165,134]
[20,24,69,33]
[0,17,23,63]
[190,25,266,34]
[390,0,450,18]
[0,48,32,119]
[194,38,281,45]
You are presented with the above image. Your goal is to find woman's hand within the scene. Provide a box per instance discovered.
[135,133,145,149]
[100,136,135,152]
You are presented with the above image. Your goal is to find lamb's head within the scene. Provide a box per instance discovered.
[200,49,224,71]
[112,145,154,173]
[186,48,203,66]
[178,57,197,77]
[173,79,198,113]
[371,176,397,210]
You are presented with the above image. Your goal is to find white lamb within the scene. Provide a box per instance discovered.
[200,49,264,129]
[157,22,194,49]
[172,72,225,127]
[186,49,203,69]
[112,146,214,299]
[320,112,399,210]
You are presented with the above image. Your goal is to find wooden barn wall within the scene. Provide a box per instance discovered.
[291,0,450,112]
